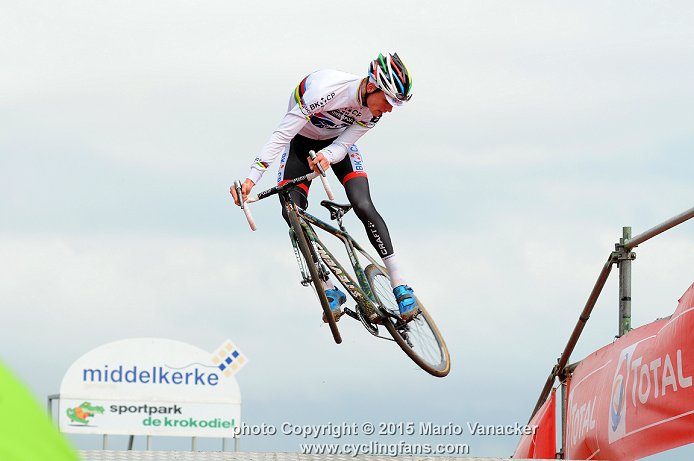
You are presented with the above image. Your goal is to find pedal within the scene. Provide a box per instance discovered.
[343,307,359,321]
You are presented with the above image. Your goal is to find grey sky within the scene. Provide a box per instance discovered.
[2,1,693,458]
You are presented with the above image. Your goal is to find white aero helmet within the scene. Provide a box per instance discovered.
[368,52,413,107]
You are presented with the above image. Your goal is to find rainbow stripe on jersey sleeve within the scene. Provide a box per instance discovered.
[294,75,311,120]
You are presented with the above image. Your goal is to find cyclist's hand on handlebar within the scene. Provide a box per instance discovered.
[308,152,330,175]
[230,178,255,206]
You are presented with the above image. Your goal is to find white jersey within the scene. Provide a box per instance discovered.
[247,69,380,185]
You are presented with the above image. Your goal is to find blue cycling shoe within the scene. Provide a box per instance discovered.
[393,285,420,322]
[322,288,346,323]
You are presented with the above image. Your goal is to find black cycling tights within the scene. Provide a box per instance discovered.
[280,176,394,259]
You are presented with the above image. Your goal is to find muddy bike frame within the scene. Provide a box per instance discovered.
[239,170,391,331]
[285,193,390,326]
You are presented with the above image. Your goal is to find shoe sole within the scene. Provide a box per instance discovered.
[322,309,344,323]
[399,308,421,323]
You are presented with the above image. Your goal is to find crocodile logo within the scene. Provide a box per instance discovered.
[66,401,104,425]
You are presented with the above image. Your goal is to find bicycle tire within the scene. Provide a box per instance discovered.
[365,264,450,377]
[286,201,342,344]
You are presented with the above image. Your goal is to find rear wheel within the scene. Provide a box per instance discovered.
[286,201,342,344]
[365,264,450,377]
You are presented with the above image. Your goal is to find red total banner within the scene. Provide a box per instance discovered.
[566,283,694,460]
[513,389,556,459]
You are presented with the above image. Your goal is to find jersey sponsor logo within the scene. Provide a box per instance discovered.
[347,146,363,172]
[344,108,363,118]
[349,147,363,171]
[349,154,364,171]
[326,108,364,126]
[327,110,357,125]
[276,150,289,182]
[311,108,368,130]
[309,113,338,129]
[299,92,336,116]
[308,93,335,112]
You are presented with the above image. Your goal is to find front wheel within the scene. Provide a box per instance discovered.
[365,264,450,377]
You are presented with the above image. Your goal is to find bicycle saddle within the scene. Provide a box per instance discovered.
[320,200,352,221]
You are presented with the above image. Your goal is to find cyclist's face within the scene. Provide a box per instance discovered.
[367,90,393,117]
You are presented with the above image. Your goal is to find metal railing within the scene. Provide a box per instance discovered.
[528,206,694,458]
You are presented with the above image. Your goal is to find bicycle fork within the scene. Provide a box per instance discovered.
[289,228,329,287]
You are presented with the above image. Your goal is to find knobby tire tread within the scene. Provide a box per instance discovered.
[365,264,450,377]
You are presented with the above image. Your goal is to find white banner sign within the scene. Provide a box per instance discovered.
[58,338,247,437]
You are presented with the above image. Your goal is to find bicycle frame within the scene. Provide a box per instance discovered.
[282,192,386,323]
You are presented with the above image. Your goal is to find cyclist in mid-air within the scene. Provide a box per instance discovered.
[231,52,419,323]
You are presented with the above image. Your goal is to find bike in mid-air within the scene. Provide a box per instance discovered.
[233,152,450,377]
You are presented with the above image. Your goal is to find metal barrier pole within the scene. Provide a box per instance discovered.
[531,254,616,418]
[618,227,635,336]
[559,362,578,459]
[560,382,567,459]
[624,206,694,250]
[561,381,569,459]
[102,434,108,450]
[47,394,59,418]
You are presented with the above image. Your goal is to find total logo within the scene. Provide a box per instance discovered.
[610,373,625,431]
[608,343,692,443]
[568,395,596,448]
[609,346,632,437]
